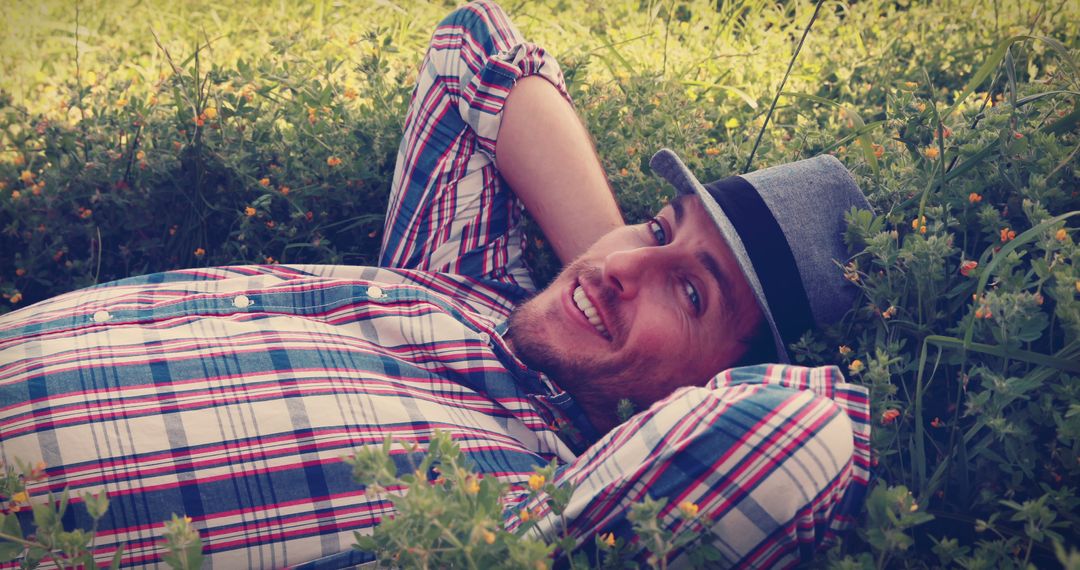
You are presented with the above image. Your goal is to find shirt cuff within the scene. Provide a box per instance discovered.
[459,41,571,159]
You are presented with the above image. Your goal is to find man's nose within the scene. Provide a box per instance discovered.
[602,246,673,299]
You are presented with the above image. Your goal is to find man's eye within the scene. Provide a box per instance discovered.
[647,218,667,245]
[683,281,702,314]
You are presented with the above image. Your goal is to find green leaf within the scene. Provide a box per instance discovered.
[0,513,24,562]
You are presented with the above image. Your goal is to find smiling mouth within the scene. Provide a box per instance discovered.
[572,285,611,340]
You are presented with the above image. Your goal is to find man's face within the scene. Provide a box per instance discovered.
[507,194,764,430]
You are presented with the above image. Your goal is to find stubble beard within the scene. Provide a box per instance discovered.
[506,263,646,427]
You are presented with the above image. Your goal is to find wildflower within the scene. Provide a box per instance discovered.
[678,501,699,518]
[343,88,358,100]
[32,182,43,195]
[1000,228,1016,242]
[259,177,270,187]
[519,509,530,522]
[1013,131,1023,139]
[15,268,25,277]
[904,81,917,88]
[528,474,545,491]
[974,307,991,319]
[968,192,982,204]
[960,260,978,277]
[724,117,740,129]
[939,127,952,139]
[619,168,628,176]
[881,306,897,319]
[13,155,25,166]
[115,98,128,107]
[601,532,616,547]
[10,190,20,200]
[839,345,852,356]
[930,417,944,428]
[20,170,34,184]
[149,95,158,105]
[1056,228,1067,241]
[849,359,865,374]
[483,530,496,544]
[194,114,205,127]
[916,102,927,112]
[626,146,636,156]
[1075,280,1080,294]
[327,156,342,167]
[279,185,290,195]
[911,216,926,230]
[704,147,720,156]
[10,491,28,504]
[1034,293,1044,305]
[882,409,900,424]
[136,150,146,161]
[9,292,22,304]
[194,248,205,257]
[909,502,919,512]
[265,256,277,264]
[204,107,218,120]
[80,208,92,219]
[305,211,314,221]
[923,146,940,159]
[245,207,256,217]
[266,220,276,229]
[872,143,884,158]
[466,478,480,494]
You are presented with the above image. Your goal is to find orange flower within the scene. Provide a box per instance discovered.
[1013,131,1023,139]
[881,306,897,319]
[326,156,342,167]
[838,345,852,357]
[343,88,358,100]
[194,247,206,257]
[204,107,218,120]
[9,292,22,304]
[704,147,720,156]
[245,207,256,217]
[678,501,699,518]
[882,409,900,424]
[849,359,865,375]
[20,170,34,184]
[279,185,290,196]
[923,146,940,159]
[15,268,26,277]
[930,417,944,428]
[80,208,92,219]
[1000,228,1016,242]
[872,143,884,159]
[519,509,530,522]
[974,307,992,319]
[968,192,982,204]
[482,530,496,544]
[960,260,978,277]
[259,177,270,187]
[600,532,616,547]
[1056,228,1067,241]
[528,474,545,491]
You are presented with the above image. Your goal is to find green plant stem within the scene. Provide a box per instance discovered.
[743,0,825,173]
[0,530,37,548]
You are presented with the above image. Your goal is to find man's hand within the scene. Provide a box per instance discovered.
[496,76,624,264]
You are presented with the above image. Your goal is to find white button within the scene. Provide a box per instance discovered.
[367,286,384,299]
[233,295,252,308]
[92,310,111,323]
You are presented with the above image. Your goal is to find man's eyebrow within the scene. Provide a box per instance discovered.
[697,250,735,314]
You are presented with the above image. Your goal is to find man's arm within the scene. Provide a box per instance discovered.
[496,76,624,264]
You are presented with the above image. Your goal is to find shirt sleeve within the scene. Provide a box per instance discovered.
[378,0,569,296]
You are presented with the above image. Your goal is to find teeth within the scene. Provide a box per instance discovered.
[572,286,609,338]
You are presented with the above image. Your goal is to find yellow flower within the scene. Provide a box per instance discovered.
[245,207,256,217]
[724,117,740,129]
[483,530,496,544]
[849,359,865,374]
[9,292,22,305]
[194,247,206,257]
[519,509,530,522]
[1075,281,1080,294]
[11,491,28,503]
[259,177,270,187]
[923,146,940,159]
[678,501,699,518]
[528,474,545,491]
[115,98,128,107]
[466,478,480,494]
[904,81,918,89]
[1056,228,1067,241]
[601,532,616,547]
[343,88,358,100]
[20,170,34,184]
[916,102,927,112]
[136,150,146,161]
[204,107,218,120]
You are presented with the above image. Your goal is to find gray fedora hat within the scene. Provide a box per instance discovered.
[650,149,871,363]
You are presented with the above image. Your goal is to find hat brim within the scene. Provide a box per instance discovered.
[650,149,789,363]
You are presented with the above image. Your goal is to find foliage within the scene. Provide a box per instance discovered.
[0,461,203,569]
[1,0,1079,568]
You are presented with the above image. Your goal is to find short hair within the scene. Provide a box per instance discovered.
[731,320,778,368]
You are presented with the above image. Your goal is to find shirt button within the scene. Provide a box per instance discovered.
[367,286,384,299]
[233,295,252,309]
[92,310,112,323]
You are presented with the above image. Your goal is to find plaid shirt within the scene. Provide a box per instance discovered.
[0,2,869,568]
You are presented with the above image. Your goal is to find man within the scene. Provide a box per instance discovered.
[0,1,870,568]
